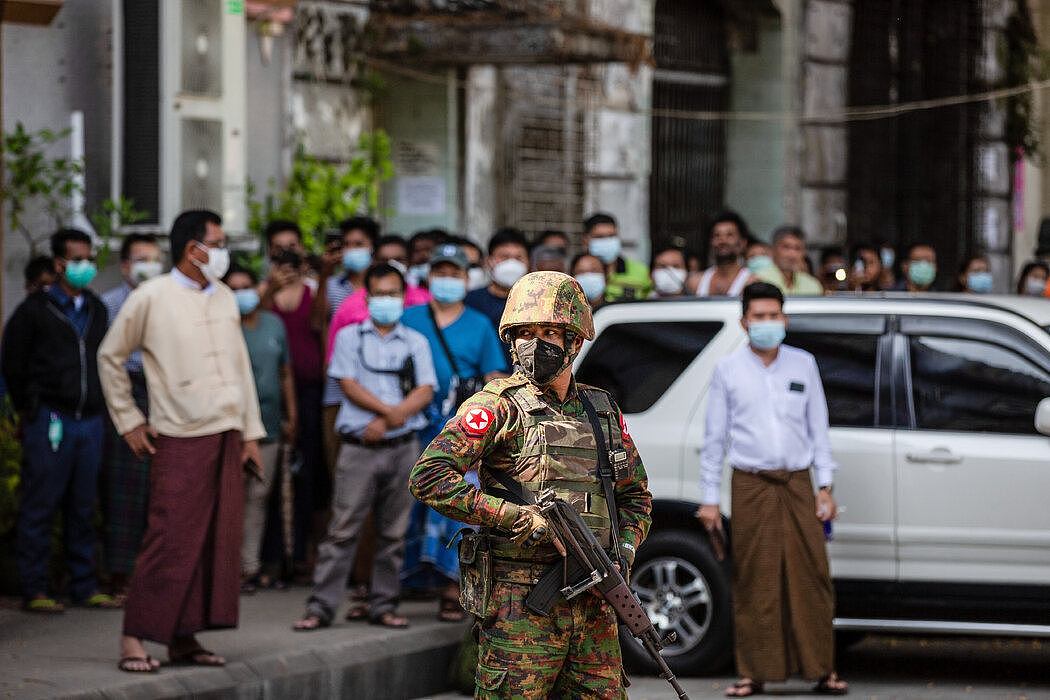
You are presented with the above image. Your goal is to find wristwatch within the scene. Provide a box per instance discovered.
[819,484,833,494]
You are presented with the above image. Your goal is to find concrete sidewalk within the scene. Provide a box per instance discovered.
[0,590,467,699]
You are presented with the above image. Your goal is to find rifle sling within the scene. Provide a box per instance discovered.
[578,393,624,570]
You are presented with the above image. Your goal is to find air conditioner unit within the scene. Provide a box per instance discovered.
[122,0,247,232]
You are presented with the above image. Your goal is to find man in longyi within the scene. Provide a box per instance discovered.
[698,282,848,697]
[99,210,265,673]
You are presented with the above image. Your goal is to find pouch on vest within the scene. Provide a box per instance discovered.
[457,530,492,618]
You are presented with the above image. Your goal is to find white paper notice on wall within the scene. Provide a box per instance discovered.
[397,176,446,216]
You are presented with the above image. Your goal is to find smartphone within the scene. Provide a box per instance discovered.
[324,229,344,247]
[244,457,267,485]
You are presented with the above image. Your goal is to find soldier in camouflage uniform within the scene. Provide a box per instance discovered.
[409,271,652,699]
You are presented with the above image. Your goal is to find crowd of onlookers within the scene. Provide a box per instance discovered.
[3,207,1049,630]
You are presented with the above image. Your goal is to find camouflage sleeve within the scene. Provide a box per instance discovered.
[612,406,652,563]
[409,391,519,529]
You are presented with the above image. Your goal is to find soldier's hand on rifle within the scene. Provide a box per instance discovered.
[509,505,554,547]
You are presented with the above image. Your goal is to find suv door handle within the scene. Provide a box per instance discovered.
[905,449,962,465]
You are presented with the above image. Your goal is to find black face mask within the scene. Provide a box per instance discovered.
[516,337,568,386]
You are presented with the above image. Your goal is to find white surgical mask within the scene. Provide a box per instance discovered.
[588,237,621,265]
[194,243,230,281]
[491,259,528,289]
[468,266,489,291]
[129,260,163,285]
[652,267,687,296]
[1025,277,1046,297]
[575,272,606,301]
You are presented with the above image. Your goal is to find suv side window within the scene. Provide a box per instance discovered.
[785,315,884,428]
[577,321,723,413]
[909,335,1050,434]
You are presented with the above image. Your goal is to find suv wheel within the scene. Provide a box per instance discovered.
[620,529,733,676]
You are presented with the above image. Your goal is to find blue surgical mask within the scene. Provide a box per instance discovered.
[342,248,372,273]
[748,320,786,351]
[588,237,621,264]
[574,272,606,301]
[907,260,937,288]
[430,276,467,304]
[235,288,260,315]
[368,295,404,325]
[747,255,774,274]
[967,271,993,294]
[64,259,97,289]
[880,247,895,270]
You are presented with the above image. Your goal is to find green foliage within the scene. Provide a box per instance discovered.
[0,123,84,254]
[90,197,151,268]
[246,130,394,254]
[1004,3,1048,162]
[0,398,21,538]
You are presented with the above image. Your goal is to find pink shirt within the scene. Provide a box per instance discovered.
[326,284,431,361]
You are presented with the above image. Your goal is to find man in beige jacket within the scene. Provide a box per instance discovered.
[99,210,265,674]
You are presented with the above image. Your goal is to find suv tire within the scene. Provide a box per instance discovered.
[620,528,733,676]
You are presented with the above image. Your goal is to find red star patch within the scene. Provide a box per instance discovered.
[619,414,631,442]
[461,406,495,437]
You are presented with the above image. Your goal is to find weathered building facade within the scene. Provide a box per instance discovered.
[1,0,1045,321]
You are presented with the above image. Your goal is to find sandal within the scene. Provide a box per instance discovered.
[344,603,368,621]
[118,655,159,673]
[292,614,330,632]
[80,592,123,609]
[813,673,849,696]
[438,597,466,623]
[23,595,65,614]
[726,679,764,697]
[169,647,225,666]
[369,611,409,628]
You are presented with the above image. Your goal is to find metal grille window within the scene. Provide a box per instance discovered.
[650,0,729,254]
[847,0,983,283]
[500,66,591,235]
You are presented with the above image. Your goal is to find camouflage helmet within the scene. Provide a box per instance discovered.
[498,271,595,342]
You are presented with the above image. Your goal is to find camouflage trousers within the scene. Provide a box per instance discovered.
[475,581,627,699]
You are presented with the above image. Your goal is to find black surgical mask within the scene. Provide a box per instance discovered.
[516,337,568,386]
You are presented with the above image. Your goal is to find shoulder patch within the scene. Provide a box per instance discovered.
[460,405,496,437]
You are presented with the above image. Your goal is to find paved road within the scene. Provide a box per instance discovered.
[420,634,1050,699]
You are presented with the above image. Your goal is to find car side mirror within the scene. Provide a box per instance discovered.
[1036,398,1050,436]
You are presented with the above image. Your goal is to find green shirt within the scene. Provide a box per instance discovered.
[757,266,824,296]
[605,257,653,302]
[241,310,288,442]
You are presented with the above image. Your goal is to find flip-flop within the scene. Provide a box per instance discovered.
[813,674,849,696]
[369,612,410,629]
[725,680,764,697]
[169,647,225,666]
[118,655,159,673]
[292,614,331,632]
[80,592,122,609]
[23,597,64,614]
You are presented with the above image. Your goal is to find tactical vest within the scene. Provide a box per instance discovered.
[483,378,627,562]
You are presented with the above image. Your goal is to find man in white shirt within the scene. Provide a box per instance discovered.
[697,282,848,697]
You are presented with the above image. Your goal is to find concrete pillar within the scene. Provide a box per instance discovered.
[799,0,852,248]
[463,65,498,244]
[582,0,653,261]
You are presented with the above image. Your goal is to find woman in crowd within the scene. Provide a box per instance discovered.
[650,246,691,298]
[955,255,994,294]
[1017,260,1050,296]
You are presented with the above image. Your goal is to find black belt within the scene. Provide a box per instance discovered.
[340,432,416,449]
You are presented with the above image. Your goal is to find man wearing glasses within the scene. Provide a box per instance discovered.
[99,210,266,673]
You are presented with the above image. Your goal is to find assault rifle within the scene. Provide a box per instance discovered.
[526,488,690,700]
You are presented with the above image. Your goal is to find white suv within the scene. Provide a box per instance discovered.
[575,293,1050,675]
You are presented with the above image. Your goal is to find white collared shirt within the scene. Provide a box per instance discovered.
[171,266,216,295]
[700,343,837,505]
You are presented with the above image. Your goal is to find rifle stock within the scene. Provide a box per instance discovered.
[534,490,690,700]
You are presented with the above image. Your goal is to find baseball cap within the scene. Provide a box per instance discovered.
[429,243,469,269]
